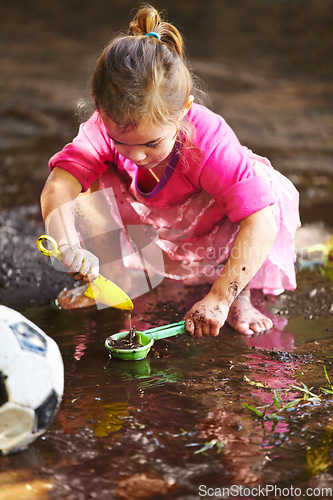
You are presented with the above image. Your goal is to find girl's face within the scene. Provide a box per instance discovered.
[101,114,178,171]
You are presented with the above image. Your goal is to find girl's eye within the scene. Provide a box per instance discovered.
[112,140,159,148]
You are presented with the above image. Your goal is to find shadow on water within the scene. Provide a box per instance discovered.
[0,0,333,498]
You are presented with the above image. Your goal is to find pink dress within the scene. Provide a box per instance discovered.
[49,103,300,295]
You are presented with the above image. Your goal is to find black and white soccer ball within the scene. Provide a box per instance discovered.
[0,305,64,455]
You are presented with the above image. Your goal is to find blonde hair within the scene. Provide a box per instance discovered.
[92,5,194,131]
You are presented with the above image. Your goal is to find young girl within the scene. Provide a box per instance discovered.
[41,5,300,337]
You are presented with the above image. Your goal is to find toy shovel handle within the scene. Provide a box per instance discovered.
[144,320,186,340]
[36,235,63,261]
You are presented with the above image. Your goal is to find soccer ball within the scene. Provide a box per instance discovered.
[0,306,64,455]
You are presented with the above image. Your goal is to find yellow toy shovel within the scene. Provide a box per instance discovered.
[36,235,133,311]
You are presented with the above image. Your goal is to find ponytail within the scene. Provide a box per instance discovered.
[92,5,194,130]
[129,5,184,57]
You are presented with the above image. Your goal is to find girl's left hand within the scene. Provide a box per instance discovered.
[184,295,229,337]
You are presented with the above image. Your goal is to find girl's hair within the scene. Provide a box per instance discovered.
[91,4,194,131]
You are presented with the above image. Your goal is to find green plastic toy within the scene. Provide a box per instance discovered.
[105,320,185,360]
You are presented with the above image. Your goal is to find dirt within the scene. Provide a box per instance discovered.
[106,328,144,351]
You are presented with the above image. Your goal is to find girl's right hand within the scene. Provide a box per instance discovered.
[184,294,230,337]
[59,245,100,282]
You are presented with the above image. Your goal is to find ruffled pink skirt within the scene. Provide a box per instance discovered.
[97,152,300,296]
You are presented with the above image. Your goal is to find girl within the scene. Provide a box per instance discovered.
[41,5,300,337]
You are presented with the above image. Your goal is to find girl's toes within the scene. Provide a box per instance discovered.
[256,321,268,332]
[249,322,261,334]
[251,319,273,334]
[236,323,253,335]
[242,327,255,335]
[263,318,273,330]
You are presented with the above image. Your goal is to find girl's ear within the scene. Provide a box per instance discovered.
[181,95,194,118]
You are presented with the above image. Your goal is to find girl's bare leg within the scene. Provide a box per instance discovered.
[226,286,273,335]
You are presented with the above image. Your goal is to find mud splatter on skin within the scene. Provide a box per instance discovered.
[227,306,248,328]
[228,280,240,300]
[185,303,224,336]
[184,307,208,334]
[192,310,207,325]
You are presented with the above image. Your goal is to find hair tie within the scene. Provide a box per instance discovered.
[145,32,161,40]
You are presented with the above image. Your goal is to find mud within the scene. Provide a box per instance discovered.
[107,338,143,350]
[0,206,73,305]
[107,328,144,351]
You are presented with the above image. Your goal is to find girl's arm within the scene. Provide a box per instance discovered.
[41,167,99,281]
[41,168,82,245]
[184,205,278,336]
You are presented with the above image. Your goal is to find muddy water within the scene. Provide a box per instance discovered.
[0,267,332,499]
[1,0,333,498]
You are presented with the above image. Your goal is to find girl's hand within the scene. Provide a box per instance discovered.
[184,295,230,337]
[59,245,99,283]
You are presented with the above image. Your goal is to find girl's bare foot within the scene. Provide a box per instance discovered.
[56,284,96,310]
[227,288,273,335]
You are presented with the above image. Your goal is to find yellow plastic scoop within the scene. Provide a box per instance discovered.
[36,235,133,310]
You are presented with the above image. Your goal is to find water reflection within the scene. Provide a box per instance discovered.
[2,280,331,499]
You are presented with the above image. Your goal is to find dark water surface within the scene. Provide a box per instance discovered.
[0,271,332,499]
[1,0,333,498]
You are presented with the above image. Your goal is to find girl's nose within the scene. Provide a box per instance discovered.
[127,147,147,164]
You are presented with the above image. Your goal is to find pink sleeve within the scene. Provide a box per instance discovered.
[48,112,115,191]
[198,125,276,223]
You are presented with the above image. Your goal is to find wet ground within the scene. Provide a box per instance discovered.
[1,0,333,498]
